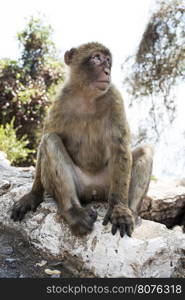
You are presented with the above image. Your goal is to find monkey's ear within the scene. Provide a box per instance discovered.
[64,48,76,65]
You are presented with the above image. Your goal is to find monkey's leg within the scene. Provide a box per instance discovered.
[11,148,44,221]
[40,133,97,236]
[128,145,154,214]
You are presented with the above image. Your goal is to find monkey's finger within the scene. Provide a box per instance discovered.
[85,211,97,227]
[18,205,29,221]
[10,209,18,221]
[125,223,134,237]
[119,222,125,238]
[102,214,110,226]
[88,208,97,222]
[111,223,118,235]
[13,202,31,221]
[11,205,22,221]
[81,213,96,231]
[11,208,22,222]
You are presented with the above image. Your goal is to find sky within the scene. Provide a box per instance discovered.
[1,0,185,179]
[0,0,154,88]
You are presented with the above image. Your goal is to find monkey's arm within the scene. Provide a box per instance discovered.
[109,125,132,206]
[103,94,135,237]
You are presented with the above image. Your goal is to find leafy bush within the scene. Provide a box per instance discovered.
[123,0,185,100]
[0,119,34,165]
[0,17,64,165]
[122,0,185,141]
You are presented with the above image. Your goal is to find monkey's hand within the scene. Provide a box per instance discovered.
[103,204,135,237]
[11,192,43,221]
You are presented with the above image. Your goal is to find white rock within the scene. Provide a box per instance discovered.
[0,152,185,277]
[0,151,11,168]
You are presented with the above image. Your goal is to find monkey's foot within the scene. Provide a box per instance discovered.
[64,206,97,236]
[11,192,43,222]
[103,204,135,238]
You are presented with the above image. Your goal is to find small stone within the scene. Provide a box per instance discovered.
[36,260,47,267]
[0,180,10,190]
[44,268,61,275]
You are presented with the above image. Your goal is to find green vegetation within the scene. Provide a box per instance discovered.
[0,17,64,166]
[0,119,34,165]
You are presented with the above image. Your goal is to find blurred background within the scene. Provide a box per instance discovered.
[0,0,184,179]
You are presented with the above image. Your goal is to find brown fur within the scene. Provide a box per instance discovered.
[11,42,154,237]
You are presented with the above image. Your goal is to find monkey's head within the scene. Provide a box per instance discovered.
[64,42,112,95]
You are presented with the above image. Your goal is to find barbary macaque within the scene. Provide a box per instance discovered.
[11,42,153,237]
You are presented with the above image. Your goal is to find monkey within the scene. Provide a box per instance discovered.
[11,42,154,238]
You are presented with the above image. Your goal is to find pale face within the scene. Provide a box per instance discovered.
[89,51,112,91]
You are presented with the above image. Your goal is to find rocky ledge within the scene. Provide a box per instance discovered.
[0,151,185,277]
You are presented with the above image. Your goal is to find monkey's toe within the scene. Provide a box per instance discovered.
[11,204,28,222]
[87,207,97,222]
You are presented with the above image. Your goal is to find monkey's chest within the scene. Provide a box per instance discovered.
[62,123,110,171]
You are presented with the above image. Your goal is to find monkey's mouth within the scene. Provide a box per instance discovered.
[95,81,110,90]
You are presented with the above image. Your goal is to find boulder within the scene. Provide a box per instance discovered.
[140,179,185,227]
[0,152,185,277]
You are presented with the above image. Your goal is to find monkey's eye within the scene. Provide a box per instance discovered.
[106,57,111,66]
[94,54,101,60]
[91,54,102,64]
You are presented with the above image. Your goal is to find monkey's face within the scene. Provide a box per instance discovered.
[87,51,111,92]
[64,43,112,95]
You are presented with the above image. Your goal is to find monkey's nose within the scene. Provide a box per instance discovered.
[104,67,110,76]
